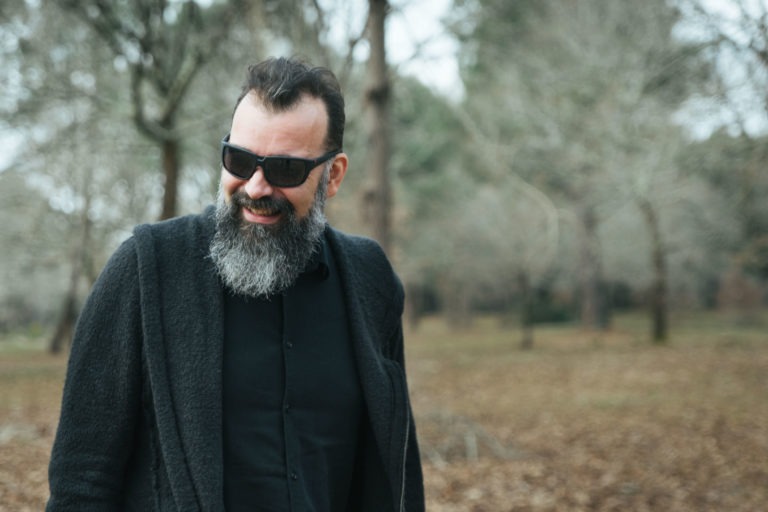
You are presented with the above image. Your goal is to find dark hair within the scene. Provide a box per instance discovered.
[234,57,345,151]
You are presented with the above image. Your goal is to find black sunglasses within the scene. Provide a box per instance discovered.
[221,134,341,187]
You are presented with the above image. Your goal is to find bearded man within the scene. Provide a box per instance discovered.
[46,57,424,512]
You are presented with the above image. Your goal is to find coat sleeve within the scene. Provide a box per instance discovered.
[47,238,144,511]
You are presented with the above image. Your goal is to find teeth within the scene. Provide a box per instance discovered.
[247,207,277,216]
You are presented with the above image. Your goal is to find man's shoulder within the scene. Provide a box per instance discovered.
[326,227,404,318]
[326,226,401,288]
[134,206,215,242]
[131,206,216,257]
[129,206,217,279]
[326,227,385,257]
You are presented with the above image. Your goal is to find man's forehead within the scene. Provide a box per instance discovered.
[231,94,328,150]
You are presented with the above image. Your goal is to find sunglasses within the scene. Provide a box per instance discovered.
[221,134,341,187]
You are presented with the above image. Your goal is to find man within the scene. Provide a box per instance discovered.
[47,57,424,512]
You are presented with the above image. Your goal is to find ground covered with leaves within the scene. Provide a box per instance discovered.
[408,314,768,511]
[1,312,767,511]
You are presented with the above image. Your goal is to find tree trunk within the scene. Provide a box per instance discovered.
[638,198,669,343]
[404,281,424,331]
[362,0,392,254]
[160,137,180,220]
[441,279,472,329]
[49,289,78,354]
[578,206,607,329]
[518,271,535,350]
[49,194,93,354]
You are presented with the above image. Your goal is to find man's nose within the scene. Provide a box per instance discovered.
[243,167,274,199]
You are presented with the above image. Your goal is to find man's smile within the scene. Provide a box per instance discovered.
[242,205,281,224]
[231,191,292,226]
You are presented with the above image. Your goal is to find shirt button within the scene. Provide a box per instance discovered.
[286,340,294,349]
[291,472,298,481]
[284,403,290,412]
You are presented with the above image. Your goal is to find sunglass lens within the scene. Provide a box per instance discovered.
[223,147,255,179]
[265,158,307,187]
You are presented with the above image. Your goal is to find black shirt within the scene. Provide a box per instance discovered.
[222,238,363,511]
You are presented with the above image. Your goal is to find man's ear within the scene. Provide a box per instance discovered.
[325,153,348,199]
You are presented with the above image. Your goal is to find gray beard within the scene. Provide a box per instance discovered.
[209,171,328,298]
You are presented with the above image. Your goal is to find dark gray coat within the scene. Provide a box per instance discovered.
[47,207,424,511]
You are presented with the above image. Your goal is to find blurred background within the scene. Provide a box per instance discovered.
[1,0,767,510]
[2,0,767,343]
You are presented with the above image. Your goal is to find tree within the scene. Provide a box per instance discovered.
[52,0,253,220]
[449,0,710,342]
[680,130,768,283]
[1,3,153,342]
[386,77,467,328]
[677,0,768,290]
[0,1,258,347]
[361,0,394,253]
[680,0,768,121]
[448,0,616,330]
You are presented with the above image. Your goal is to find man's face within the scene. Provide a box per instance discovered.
[220,92,347,223]
[211,92,348,297]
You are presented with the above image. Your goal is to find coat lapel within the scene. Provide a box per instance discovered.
[326,229,406,502]
[135,208,225,511]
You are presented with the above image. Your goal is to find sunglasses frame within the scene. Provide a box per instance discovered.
[221,134,341,187]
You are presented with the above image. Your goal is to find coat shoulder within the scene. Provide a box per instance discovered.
[133,206,215,251]
[326,228,402,291]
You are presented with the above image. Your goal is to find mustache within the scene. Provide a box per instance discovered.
[230,190,294,216]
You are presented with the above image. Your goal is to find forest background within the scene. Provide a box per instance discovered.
[1,0,767,344]
[1,0,767,510]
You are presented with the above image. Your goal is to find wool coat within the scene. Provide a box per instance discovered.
[46,206,424,511]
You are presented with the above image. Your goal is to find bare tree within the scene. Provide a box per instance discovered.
[470,181,559,348]
[49,190,93,353]
[53,0,251,220]
[681,0,768,119]
[676,1,768,295]
[450,0,708,341]
[362,0,393,253]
